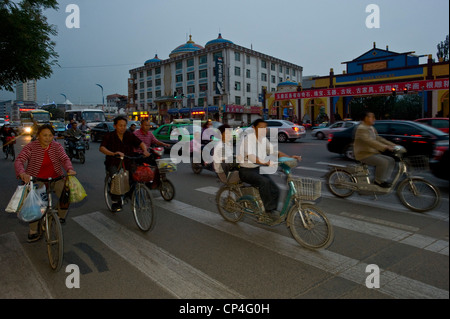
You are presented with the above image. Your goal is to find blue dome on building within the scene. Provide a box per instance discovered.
[169,35,204,58]
[277,79,299,87]
[205,33,234,47]
[144,54,162,65]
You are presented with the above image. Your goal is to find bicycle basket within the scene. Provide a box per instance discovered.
[132,163,154,182]
[404,155,429,172]
[156,158,177,173]
[291,178,322,201]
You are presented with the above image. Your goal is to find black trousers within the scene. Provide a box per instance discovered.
[239,167,280,212]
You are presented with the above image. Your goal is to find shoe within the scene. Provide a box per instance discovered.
[59,218,66,224]
[27,232,42,243]
[111,202,122,212]
[374,181,391,188]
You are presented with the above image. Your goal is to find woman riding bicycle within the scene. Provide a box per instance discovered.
[14,124,77,242]
[99,116,150,212]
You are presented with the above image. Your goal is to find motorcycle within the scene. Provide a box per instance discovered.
[83,128,91,150]
[65,135,86,164]
[145,146,176,201]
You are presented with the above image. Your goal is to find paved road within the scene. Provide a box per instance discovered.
[0,132,448,305]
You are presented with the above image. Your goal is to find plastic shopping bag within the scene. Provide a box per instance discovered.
[5,183,30,213]
[67,176,87,203]
[18,182,45,223]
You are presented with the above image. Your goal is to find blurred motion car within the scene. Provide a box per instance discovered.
[430,140,449,180]
[91,122,115,142]
[327,120,449,160]
[312,121,358,140]
[414,118,449,134]
[265,119,306,142]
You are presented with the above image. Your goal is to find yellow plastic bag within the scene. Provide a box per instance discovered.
[67,176,87,203]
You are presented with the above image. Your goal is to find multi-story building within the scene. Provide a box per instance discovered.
[106,94,128,113]
[15,79,37,102]
[129,34,303,125]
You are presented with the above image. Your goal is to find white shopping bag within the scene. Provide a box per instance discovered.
[5,183,30,213]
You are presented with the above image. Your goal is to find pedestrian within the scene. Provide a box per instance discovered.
[15,124,77,242]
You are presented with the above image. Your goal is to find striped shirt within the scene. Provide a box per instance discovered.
[133,129,159,153]
[15,140,73,179]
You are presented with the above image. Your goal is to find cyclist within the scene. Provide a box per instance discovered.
[14,124,76,242]
[99,116,150,212]
[354,111,397,188]
[64,121,83,157]
[1,123,16,153]
[237,119,301,217]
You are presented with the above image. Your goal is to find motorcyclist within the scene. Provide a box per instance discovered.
[79,119,89,132]
[64,121,83,157]
[133,119,170,164]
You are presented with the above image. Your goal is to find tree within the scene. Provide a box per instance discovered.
[0,0,59,91]
[436,35,449,62]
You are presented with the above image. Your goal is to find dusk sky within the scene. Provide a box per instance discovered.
[1,0,448,105]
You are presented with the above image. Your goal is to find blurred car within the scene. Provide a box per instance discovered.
[51,121,66,137]
[0,118,5,127]
[429,140,449,180]
[22,122,33,135]
[312,121,358,140]
[127,121,141,131]
[149,122,158,130]
[311,122,329,131]
[265,119,306,142]
[327,120,449,160]
[91,122,115,142]
[152,123,193,152]
[414,118,449,134]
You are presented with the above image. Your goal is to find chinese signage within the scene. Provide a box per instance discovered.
[274,78,449,101]
[224,105,261,114]
[215,57,224,95]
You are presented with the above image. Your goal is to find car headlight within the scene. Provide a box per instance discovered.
[25,127,31,133]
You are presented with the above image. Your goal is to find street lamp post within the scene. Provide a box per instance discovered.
[60,93,67,110]
[96,84,105,112]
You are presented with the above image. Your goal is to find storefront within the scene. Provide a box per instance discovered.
[223,105,261,126]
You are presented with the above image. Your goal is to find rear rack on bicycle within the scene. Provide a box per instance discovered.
[156,158,177,173]
[289,177,322,201]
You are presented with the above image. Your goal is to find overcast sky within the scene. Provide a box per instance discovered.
[1,0,448,105]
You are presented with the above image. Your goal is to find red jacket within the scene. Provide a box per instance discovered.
[15,140,73,179]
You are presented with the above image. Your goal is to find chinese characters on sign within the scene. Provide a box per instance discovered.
[274,79,449,101]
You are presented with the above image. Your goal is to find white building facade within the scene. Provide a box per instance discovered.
[129,34,303,126]
[15,79,37,102]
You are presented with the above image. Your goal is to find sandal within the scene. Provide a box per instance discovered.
[27,232,41,243]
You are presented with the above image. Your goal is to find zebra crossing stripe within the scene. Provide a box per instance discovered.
[0,232,53,299]
[154,198,449,299]
[73,212,244,299]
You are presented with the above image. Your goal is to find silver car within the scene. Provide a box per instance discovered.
[265,120,306,143]
[312,121,358,140]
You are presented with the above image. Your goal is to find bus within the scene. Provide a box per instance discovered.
[64,109,106,128]
[20,109,52,134]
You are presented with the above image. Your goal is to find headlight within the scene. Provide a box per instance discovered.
[25,127,32,133]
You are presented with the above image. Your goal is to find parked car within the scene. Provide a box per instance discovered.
[91,122,115,142]
[152,123,193,152]
[327,120,449,160]
[265,119,306,142]
[414,118,449,134]
[429,140,449,180]
[312,121,358,140]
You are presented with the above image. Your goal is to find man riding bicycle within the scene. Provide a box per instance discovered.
[99,116,150,212]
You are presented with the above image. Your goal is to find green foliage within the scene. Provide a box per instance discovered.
[0,0,59,91]
[437,35,449,62]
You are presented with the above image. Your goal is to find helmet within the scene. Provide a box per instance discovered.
[132,163,154,182]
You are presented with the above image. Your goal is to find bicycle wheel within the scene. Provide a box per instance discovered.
[397,178,440,212]
[216,186,244,222]
[160,179,175,201]
[326,169,355,198]
[288,204,334,250]
[46,210,64,271]
[132,183,156,232]
[10,145,15,161]
[79,151,85,164]
[4,146,8,160]
[104,175,114,212]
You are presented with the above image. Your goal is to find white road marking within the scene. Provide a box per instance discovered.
[155,198,449,299]
[73,212,244,299]
[0,232,53,299]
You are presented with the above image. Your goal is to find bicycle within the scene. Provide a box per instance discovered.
[4,135,16,161]
[326,146,440,212]
[30,176,65,272]
[104,155,156,232]
[216,158,334,250]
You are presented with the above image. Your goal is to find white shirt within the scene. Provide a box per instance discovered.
[237,128,275,168]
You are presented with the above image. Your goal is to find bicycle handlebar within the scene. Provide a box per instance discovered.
[30,175,70,183]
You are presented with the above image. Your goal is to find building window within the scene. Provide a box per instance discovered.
[235,96,241,105]
[286,67,290,75]
[187,58,194,67]
[147,70,152,76]
[176,74,183,83]
[155,90,161,98]
[147,80,152,87]
[187,72,195,81]
[247,97,251,106]
[198,98,205,106]
[235,66,241,76]
[234,82,241,91]
[279,77,283,83]
[271,64,275,71]
[140,82,145,89]
[246,83,251,93]
[261,60,267,69]
[279,65,282,73]
[147,92,153,99]
[292,69,296,76]
[155,67,161,75]
[213,51,223,60]
[140,93,145,100]
[176,61,183,70]
[155,79,161,86]
[246,55,250,64]
[261,73,267,82]
[235,52,240,61]
[246,69,251,79]
[139,71,144,78]
[199,69,207,79]
[271,75,276,84]
[199,55,207,64]
[187,85,195,94]
[199,83,208,92]
[133,73,137,80]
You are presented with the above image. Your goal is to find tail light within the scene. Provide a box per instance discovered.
[292,127,299,132]
[152,147,164,156]
[433,146,447,160]
[328,133,333,142]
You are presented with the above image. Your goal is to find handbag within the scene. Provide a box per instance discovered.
[5,183,30,213]
[67,176,87,203]
[110,159,130,195]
